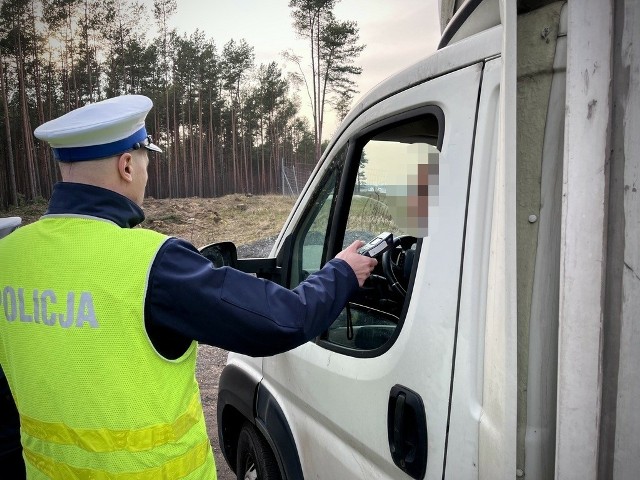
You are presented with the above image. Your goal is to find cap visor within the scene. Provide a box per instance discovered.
[145,143,163,154]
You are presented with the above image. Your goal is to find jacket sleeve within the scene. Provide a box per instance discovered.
[145,238,359,358]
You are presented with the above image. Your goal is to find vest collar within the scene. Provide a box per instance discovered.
[46,182,145,228]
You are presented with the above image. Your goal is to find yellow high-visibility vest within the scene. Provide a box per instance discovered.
[0,215,216,479]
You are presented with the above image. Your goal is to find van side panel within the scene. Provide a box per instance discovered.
[555,1,613,478]
[515,3,566,478]
[477,1,518,478]
[445,56,502,480]
[601,0,640,478]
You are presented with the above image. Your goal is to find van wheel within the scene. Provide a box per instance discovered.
[236,422,281,480]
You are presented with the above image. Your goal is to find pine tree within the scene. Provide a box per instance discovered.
[287,0,363,160]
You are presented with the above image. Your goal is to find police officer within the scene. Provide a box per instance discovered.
[0,95,377,478]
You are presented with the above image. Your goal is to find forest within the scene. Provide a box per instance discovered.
[0,0,363,209]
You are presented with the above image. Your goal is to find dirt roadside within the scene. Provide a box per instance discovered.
[197,345,236,480]
[3,194,297,480]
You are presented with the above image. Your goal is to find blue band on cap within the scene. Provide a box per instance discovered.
[52,127,148,162]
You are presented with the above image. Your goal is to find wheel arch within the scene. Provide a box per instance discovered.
[255,383,304,480]
[217,364,304,479]
[217,363,259,472]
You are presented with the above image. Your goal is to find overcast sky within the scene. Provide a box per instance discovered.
[160,0,442,138]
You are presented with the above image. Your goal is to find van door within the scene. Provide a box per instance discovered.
[262,62,483,479]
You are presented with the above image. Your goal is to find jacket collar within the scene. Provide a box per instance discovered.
[45,182,145,228]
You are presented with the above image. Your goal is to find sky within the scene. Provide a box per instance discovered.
[159,0,442,140]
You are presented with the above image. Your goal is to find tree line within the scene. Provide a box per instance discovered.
[0,0,363,209]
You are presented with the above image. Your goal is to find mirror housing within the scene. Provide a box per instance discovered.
[199,241,238,268]
[0,217,21,239]
[198,235,294,287]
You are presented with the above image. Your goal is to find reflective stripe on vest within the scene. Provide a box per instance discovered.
[21,393,201,453]
[24,439,211,480]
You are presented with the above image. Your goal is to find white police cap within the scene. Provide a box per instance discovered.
[34,94,162,162]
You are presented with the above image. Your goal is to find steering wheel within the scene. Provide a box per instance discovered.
[382,235,417,297]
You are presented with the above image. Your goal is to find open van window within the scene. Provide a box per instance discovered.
[290,110,443,356]
[288,146,347,287]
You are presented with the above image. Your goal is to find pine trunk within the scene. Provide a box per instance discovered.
[0,57,18,207]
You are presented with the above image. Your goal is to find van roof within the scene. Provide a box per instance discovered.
[322,24,501,162]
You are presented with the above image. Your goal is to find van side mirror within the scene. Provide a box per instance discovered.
[0,217,21,239]
[199,235,293,287]
[199,241,238,268]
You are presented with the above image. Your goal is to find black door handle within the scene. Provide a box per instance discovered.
[387,384,428,479]
[392,392,407,462]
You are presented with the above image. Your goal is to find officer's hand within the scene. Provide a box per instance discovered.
[335,241,378,287]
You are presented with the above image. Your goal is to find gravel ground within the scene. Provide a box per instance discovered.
[196,344,236,480]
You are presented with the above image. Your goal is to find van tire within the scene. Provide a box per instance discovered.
[236,422,282,480]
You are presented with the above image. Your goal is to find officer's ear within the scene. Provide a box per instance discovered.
[117,153,134,183]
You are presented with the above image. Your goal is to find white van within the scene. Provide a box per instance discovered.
[205,0,640,478]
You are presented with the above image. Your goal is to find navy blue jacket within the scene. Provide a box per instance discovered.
[44,182,358,359]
